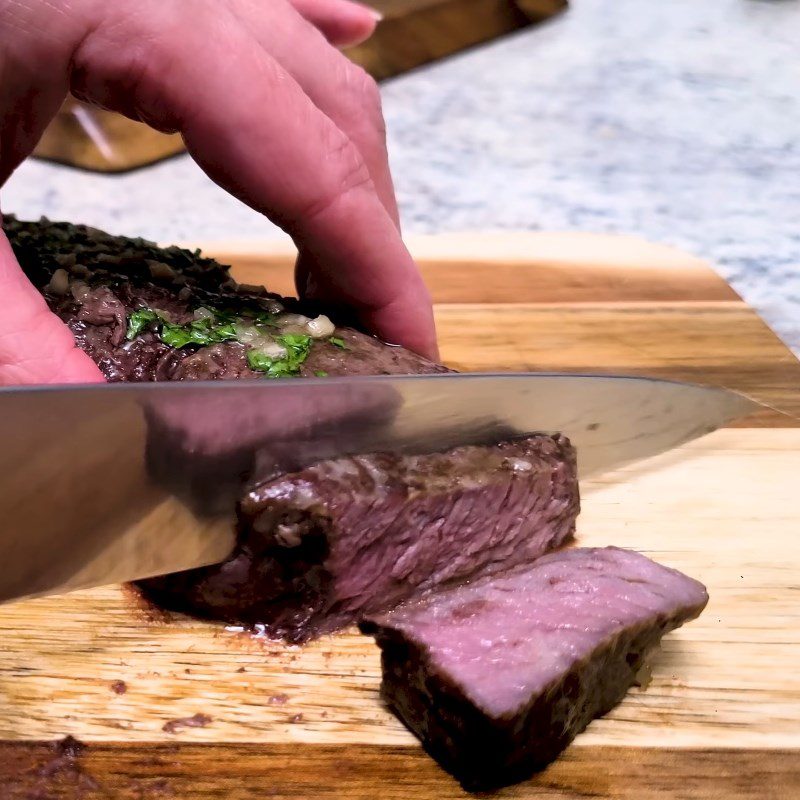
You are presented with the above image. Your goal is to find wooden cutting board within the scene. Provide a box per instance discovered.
[2,233,799,799]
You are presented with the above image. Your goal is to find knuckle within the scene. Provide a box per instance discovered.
[70,17,169,117]
[70,3,198,131]
[300,127,374,223]
[330,63,387,150]
[109,45,182,131]
[339,63,383,119]
[352,66,383,110]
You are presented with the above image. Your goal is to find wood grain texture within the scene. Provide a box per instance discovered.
[437,304,800,426]
[211,232,740,304]
[3,744,799,799]
[1,233,798,797]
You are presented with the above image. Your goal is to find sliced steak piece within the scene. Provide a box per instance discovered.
[360,547,708,791]
[138,434,580,642]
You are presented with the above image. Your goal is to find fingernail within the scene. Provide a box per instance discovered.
[360,3,383,21]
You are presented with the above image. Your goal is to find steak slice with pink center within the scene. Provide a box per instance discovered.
[360,546,708,790]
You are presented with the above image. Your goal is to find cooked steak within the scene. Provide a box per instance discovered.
[10,217,581,646]
[6,215,448,383]
[360,547,708,791]
[7,217,711,786]
[139,434,580,641]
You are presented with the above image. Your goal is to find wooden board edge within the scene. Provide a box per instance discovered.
[197,231,741,304]
[4,742,799,799]
[195,231,722,272]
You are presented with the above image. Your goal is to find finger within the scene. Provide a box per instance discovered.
[231,0,399,226]
[70,2,437,359]
[288,0,381,46]
[0,6,79,184]
[229,0,406,338]
[0,227,105,385]
[0,13,105,384]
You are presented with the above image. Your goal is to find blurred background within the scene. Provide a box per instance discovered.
[3,0,798,354]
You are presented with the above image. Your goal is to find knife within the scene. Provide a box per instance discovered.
[0,373,757,604]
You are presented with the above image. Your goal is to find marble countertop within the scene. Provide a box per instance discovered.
[4,0,798,354]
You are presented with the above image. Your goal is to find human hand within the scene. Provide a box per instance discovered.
[0,0,438,385]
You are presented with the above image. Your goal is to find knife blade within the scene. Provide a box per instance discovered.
[0,373,757,604]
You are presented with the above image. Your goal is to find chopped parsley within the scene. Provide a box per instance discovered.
[126,305,337,379]
[247,333,313,378]
[160,318,238,348]
[254,311,281,327]
[205,306,239,324]
[126,309,160,340]
[127,306,238,347]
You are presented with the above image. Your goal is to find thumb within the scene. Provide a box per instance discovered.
[0,228,105,386]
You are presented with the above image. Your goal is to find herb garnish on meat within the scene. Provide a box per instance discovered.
[126,304,327,378]
[160,318,239,348]
[126,307,240,347]
[126,308,160,339]
[246,333,312,377]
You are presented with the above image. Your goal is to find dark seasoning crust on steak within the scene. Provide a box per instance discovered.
[6,215,448,382]
[9,217,709,791]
